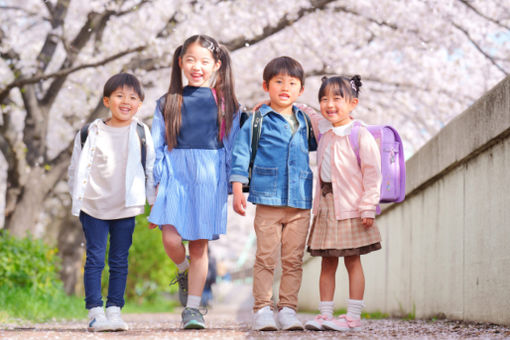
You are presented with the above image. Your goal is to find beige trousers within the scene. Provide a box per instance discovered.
[252,204,311,312]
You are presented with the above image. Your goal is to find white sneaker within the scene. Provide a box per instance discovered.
[106,306,129,331]
[252,306,278,331]
[88,307,112,332]
[277,307,304,331]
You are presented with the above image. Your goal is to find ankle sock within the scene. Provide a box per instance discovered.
[346,299,364,319]
[176,258,189,272]
[186,295,201,309]
[318,301,334,318]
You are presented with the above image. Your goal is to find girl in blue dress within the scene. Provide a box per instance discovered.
[148,35,240,329]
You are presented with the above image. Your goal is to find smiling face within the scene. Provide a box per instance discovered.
[179,41,221,87]
[263,73,303,114]
[103,86,142,127]
[319,87,358,127]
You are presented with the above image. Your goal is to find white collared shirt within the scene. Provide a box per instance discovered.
[319,120,355,182]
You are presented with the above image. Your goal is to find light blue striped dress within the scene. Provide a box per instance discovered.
[148,86,240,241]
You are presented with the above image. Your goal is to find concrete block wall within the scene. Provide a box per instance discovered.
[299,76,510,325]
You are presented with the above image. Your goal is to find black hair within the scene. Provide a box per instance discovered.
[103,72,144,101]
[318,75,362,102]
[263,56,305,87]
[163,35,239,150]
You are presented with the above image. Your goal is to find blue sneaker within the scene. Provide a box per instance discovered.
[181,307,205,329]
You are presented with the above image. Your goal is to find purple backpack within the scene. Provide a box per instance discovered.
[349,121,406,205]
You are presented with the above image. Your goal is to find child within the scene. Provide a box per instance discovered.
[230,56,315,331]
[147,35,240,329]
[68,73,156,331]
[304,75,382,332]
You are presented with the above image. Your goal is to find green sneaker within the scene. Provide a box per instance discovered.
[170,270,188,307]
[181,307,205,329]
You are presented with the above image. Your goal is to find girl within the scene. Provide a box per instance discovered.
[148,35,240,329]
[304,75,382,332]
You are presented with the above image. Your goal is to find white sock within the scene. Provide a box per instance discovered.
[176,258,189,272]
[346,299,364,319]
[186,295,201,309]
[318,301,334,318]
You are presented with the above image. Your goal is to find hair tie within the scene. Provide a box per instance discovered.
[350,80,357,92]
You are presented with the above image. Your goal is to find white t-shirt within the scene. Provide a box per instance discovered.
[81,121,144,219]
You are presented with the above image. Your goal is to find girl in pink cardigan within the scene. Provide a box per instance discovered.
[304,75,382,332]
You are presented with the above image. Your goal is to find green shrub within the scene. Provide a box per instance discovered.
[0,231,84,322]
[0,231,62,295]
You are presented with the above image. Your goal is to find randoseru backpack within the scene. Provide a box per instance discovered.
[239,109,317,192]
[348,121,406,205]
[80,122,147,174]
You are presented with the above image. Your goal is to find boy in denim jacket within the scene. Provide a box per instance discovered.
[230,56,315,331]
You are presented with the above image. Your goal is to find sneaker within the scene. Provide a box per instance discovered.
[105,306,128,331]
[87,306,112,332]
[252,306,278,331]
[304,314,332,331]
[181,307,205,329]
[322,314,362,331]
[170,270,188,307]
[277,307,304,331]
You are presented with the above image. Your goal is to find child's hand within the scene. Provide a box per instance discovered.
[252,100,270,111]
[362,218,374,227]
[147,204,158,229]
[232,182,247,216]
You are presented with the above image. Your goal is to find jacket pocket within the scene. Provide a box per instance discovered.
[251,166,278,196]
[300,170,314,198]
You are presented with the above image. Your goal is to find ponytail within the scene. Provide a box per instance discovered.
[163,45,183,150]
[214,44,239,139]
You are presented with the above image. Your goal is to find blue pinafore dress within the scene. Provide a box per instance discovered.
[148,86,240,240]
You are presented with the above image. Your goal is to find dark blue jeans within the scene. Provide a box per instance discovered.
[80,211,135,309]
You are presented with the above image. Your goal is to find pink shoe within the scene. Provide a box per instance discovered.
[322,314,362,331]
[304,314,332,331]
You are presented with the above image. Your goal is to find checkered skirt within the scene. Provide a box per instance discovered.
[307,184,381,257]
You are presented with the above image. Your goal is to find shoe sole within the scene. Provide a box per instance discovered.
[183,320,205,329]
[254,325,278,331]
[305,324,323,331]
[282,325,304,331]
[322,323,360,331]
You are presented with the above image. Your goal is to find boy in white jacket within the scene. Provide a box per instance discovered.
[68,73,155,332]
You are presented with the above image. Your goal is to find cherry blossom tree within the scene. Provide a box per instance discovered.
[1,0,509,290]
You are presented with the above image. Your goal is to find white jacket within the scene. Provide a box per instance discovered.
[68,118,156,217]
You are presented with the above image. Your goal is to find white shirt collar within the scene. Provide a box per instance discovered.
[318,119,355,136]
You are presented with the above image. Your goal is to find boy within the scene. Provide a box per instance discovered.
[230,56,315,331]
[68,73,156,331]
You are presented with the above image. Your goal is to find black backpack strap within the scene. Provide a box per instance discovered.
[248,110,263,179]
[304,113,317,151]
[80,123,91,149]
[135,122,147,175]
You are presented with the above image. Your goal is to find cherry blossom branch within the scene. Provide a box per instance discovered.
[0,46,146,103]
[457,0,510,31]
[452,22,509,76]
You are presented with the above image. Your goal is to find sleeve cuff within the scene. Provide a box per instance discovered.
[361,210,376,219]
[230,174,249,184]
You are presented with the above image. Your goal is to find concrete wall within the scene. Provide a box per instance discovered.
[299,76,510,325]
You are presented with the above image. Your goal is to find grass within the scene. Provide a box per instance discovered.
[0,285,178,324]
[0,285,84,323]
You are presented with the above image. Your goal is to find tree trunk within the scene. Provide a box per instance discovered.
[57,209,85,296]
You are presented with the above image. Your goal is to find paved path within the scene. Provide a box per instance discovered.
[2,308,510,340]
[2,283,510,339]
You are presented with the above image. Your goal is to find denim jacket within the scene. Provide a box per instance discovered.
[230,104,313,209]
